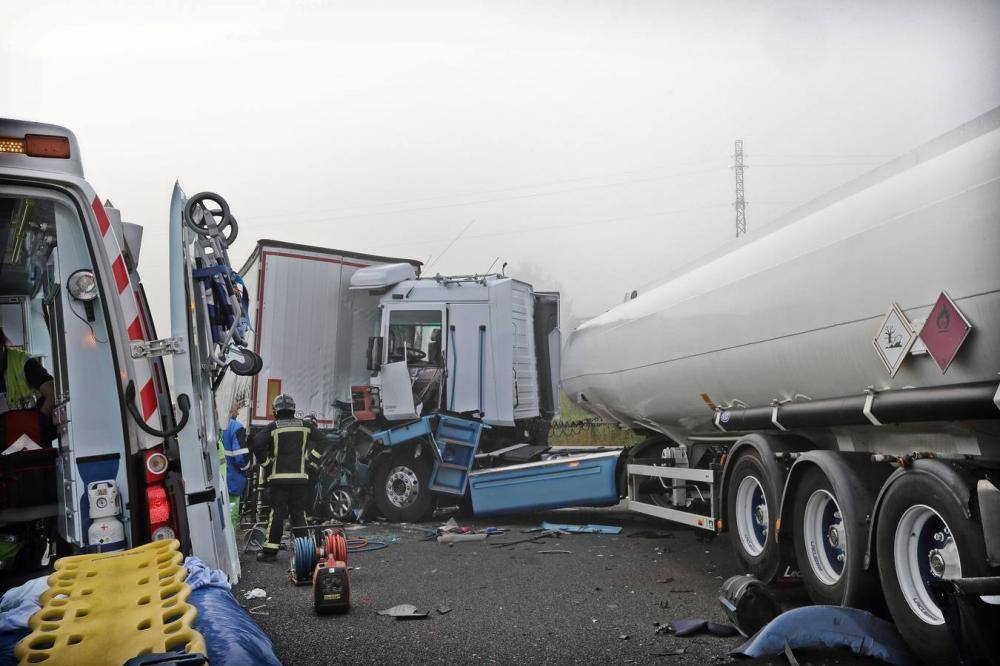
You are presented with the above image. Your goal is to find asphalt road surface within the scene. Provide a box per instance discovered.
[234,505,881,665]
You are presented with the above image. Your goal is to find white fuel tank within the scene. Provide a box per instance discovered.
[562,108,1000,441]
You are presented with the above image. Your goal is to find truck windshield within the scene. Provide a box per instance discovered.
[387,310,442,366]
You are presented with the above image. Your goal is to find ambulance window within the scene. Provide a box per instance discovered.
[0,195,62,393]
[387,310,442,365]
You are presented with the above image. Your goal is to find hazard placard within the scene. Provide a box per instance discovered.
[872,303,915,377]
[918,292,972,373]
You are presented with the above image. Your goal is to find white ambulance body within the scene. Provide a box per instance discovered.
[0,119,240,579]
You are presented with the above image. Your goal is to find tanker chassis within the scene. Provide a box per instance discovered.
[562,107,1000,662]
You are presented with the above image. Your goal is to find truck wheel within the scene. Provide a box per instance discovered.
[373,448,435,523]
[726,452,781,582]
[327,487,356,522]
[876,473,991,664]
[792,468,856,605]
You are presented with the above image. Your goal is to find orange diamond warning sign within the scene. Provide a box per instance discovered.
[918,292,972,373]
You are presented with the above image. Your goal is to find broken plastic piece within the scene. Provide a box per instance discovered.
[540,521,622,534]
[732,606,914,666]
[669,618,738,637]
[378,604,430,619]
[243,588,267,600]
[437,533,487,544]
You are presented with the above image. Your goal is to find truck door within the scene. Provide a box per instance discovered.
[168,184,240,581]
[380,305,446,420]
[446,303,498,421]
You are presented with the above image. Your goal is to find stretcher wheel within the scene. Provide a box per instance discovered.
[230,349,262,377]
[184,192,239,247]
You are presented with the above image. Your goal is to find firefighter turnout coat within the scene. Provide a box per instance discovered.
[251,417,324,485]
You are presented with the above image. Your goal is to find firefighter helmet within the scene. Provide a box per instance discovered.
[272,393,296,415]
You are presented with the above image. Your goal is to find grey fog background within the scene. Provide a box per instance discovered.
[3,1,999,331]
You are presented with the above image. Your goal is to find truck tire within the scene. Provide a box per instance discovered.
[875,473,991,664]
[726,452,781,582]
[792,468,860,606]
[372,448,435,523]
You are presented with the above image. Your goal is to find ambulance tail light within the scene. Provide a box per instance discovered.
[144,449,169,483]
[146,483,175,540]
[0,134,71,159]
[142,447,177,542]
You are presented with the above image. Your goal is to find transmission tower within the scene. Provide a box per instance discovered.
[733,139,746,237]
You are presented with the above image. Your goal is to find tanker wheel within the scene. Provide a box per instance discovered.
[726,452,781,582]
[372,448,436,523]
[792,467,872,606]
[876,473,991,664]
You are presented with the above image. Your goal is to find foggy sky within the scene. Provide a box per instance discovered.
[3,1,999,330]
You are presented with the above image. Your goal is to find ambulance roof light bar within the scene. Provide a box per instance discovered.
[0,118,84,177]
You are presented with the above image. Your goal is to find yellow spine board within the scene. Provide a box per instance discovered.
[15,540,207,665]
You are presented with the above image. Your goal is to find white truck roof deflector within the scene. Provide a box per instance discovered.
[349,263,417,290]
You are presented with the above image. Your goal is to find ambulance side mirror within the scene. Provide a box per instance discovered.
[367,336,383,372]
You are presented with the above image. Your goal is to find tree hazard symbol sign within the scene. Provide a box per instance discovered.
[873,303,916,377]
[918,292,972,373]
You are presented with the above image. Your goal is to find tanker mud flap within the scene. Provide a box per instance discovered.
[929,576,1000,664]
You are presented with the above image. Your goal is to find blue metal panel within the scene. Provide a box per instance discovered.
[370,416,432,447]
[469,452,619,516]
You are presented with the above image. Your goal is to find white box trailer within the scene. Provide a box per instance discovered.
[228,240,421,429]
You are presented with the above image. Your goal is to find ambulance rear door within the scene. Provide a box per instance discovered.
[167,183,241,581]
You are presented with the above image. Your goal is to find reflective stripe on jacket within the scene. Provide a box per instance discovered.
[267,419,311,483]
[221,418,249,496]
[4,348,35,408]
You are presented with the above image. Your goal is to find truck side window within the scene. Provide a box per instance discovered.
[387,310,442,366]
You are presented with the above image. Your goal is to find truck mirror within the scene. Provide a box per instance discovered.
[367,336,383,372]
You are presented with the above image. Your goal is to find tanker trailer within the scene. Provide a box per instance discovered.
[562,106,1000,662]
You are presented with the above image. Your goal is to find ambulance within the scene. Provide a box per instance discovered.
[0,119,249,581]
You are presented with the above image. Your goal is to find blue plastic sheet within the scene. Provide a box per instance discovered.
[181,556,279,666]
[0,575,47,632]
[183,556,230,592]
[540,521,623,534]
[189,586,280,666]
[0,628,28,665]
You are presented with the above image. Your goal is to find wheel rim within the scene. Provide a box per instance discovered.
[803,489,846,586]
[328,489,354,520]
[893,504,962,625]
[386,466,420,509]
[735,475,768,556]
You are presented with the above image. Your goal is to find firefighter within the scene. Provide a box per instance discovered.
[251,394,324,562]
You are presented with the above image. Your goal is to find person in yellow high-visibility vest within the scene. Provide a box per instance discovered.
[0,328,55,419]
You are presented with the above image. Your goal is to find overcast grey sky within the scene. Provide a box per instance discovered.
[3,1,999,329]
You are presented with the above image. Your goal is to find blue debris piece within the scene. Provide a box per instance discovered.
[540,521,622,535]
[732,605,915,666]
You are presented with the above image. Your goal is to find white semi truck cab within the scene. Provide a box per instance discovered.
[352,266,561,446]
[0,119,246,580]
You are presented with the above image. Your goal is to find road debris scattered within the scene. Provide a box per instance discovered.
[538,549,572,554]
[650,648,686,657]
[378,604,430,619]
[244,588,267,600]
[436,606,453,615]
[540,521,622,534]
